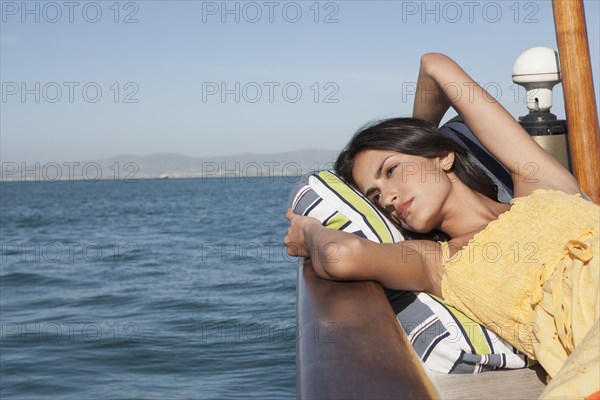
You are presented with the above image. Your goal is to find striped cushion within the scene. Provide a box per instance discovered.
[290,169,532,373]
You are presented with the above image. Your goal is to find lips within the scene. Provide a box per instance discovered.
[396,199,413,220]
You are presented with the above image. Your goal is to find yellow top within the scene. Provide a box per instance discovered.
[440,189,599,358]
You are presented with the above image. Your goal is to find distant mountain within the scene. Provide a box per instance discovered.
[1,149,340,181]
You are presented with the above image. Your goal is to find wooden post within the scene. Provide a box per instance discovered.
[552,0,600,203]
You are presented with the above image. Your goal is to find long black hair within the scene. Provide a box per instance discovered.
[335,117,498,241]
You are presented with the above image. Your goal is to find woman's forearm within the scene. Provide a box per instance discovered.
[303,221,438,292]
[302,221,361,280]
[285,210,436,291]
[412,53,452,126]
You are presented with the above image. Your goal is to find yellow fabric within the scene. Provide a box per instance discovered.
[326,213,351,231]
[440,189,599,398]
[540,320,600,399]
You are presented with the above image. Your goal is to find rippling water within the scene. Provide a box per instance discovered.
[0,177,298,399]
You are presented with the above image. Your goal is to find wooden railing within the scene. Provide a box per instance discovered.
[296,259,440,399]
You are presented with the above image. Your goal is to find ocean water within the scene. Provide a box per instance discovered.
[0,177,299,399]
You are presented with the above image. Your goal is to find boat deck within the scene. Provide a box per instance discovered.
[432,366,546,399]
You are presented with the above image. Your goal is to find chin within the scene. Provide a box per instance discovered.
[410,226,430,234]
[406,220,435,234]
[403,218,431,233]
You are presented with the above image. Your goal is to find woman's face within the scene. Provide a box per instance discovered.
[352,149,454,233]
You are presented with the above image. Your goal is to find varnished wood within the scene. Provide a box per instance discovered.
[432,365,546,399]
[553,0,600,202]
[297,259,440,399]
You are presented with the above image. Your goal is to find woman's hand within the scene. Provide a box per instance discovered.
[284,208,321,257]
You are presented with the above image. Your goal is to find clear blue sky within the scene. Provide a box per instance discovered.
[2,0,599,163]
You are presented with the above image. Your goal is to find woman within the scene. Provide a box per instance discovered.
[284,53,599,399]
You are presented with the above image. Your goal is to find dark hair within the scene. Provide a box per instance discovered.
[334,117,498,241]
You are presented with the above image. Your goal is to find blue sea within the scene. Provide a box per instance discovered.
[0,177,299,399]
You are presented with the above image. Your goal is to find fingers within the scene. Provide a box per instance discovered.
[284,208,303,257]
[284,240,304,257]
[283,233,297,256]
[285,208,294,221]
[286,241,297,256]
[284,210,294,254]
[283,229,291,246]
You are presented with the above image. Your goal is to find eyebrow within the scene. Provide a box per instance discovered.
[363,155,393,198]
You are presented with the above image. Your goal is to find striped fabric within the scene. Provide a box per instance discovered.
[307,170,403,243]
[289,169,532,374]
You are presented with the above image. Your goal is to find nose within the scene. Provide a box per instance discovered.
[380,187,397,209]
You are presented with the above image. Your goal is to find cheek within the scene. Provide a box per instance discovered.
[391,167,418,192]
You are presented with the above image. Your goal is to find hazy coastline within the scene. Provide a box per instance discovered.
[1,149,338,182]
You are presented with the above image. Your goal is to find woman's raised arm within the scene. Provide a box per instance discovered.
[412,53,580,197]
